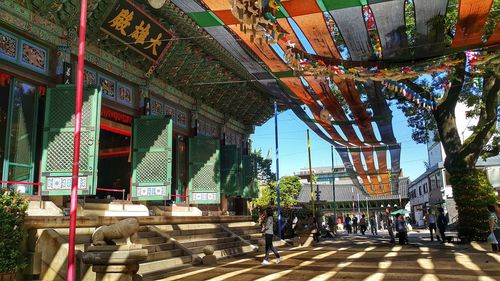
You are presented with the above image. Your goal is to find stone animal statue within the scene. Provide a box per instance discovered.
[92,218,140,246]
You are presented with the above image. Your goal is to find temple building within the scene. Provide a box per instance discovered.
[0,0,276,217]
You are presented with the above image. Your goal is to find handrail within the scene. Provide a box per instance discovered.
[95,187,127,210]
[96,187,125,193]
[0,180,41,185]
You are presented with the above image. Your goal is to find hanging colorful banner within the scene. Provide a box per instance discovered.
[102,0,175,62]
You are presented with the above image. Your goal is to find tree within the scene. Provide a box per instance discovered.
[392,54,499,240]
[253,176,302,207]
[251,149,275,183]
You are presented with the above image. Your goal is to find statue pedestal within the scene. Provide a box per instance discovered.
[82,245,147,281]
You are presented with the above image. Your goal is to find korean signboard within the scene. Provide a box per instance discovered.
[102,0,175,62]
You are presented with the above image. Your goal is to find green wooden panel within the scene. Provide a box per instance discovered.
[242,155,258,198]
[40,85,101,196]
[188,136,220,204]
[131,115,172,201]
[221,145,242,196]
[1,79,39,194]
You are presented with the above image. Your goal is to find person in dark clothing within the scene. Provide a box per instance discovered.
[426,212,438,242]
[396,214,408,245]
[352,215,358,234]
[261,209,281,265]
[370,216,378,235]
[344,215,352,234]
[437,208,448,244]
[359,214,367,235]
[312,217,320,243]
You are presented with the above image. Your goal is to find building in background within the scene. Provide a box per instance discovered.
[408,103,500,226]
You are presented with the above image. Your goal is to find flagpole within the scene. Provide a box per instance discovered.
[331,145,336,226]
[67,0,88,280]
[274,101,282,239]
[307,129,315,217]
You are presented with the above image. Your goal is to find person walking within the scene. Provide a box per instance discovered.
[385,210,395,243]
[344,215,352,234]
[261,209,282,265]
[437,208,448,244]
[359,214,367,235]
[427,211,438,242]
[396,214,408,245]
[370,215,378,235]
[352,215,358,234]
[487,203,499,251]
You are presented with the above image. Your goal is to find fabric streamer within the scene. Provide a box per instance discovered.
[367,0,409,60]
[329,6,375,61]
[451,0,494,48]
[413,0,448,59]
[334,78,379,144]
[304,76,364,146]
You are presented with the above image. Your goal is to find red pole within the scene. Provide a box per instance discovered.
[67,0,88,280]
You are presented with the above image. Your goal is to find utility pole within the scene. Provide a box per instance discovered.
[274,101,282,239]
[307,130,315,217]
[331,145,336,225]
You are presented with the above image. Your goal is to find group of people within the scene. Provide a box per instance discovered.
[425,207,449,243]
[343,214,372,235]
[259,202,499,265]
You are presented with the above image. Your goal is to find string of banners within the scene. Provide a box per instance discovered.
[285,50,499,82]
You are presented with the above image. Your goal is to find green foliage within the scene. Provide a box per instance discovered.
[0,189,29,273]
[404,0,415,55]
[450,169,496,241]
[444,0,459,45]
[252,176,303,208]
[483,0,500,42]
[252,150,275,183]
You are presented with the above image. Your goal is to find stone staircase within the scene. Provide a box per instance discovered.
[134,226,192,281]
[156,223,256,259]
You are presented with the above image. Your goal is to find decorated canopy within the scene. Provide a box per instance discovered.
[171,0,499,197]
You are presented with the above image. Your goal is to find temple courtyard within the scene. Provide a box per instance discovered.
[158,231,500,281]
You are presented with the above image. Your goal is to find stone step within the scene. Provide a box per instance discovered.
[213,244,257,258]
[82,209,149,217]
[180,237,239,249]
[156,223,220,232]
[137,231,158,239]
[138,255,192,276]
[174,231,231,241]
[166,227,223,237]
[225,221,257,228]
[82,202,147,211]
[133,236,167,245]
[146,248,184,262]
[143,242,175,253]
[189,241,246,254]
[230,227,261,235]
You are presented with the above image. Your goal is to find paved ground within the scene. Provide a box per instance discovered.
[158,231,500,281]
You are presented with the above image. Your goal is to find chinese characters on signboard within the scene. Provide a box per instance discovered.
[102,0,175,62]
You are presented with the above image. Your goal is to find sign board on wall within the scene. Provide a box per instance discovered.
[101,0,175,62]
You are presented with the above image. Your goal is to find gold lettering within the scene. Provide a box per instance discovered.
[129,20,151,45]
[108,9,134,36]
[145,33,163,56]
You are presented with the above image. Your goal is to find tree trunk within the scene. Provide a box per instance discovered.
[448,169,496,241]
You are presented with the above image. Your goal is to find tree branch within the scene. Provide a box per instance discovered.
[460,68,500,166]
[432,59,466,170]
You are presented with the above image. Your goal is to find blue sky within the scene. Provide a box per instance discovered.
[250,104,429,181]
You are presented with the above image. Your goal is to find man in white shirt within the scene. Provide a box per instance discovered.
[427,212,438,242]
